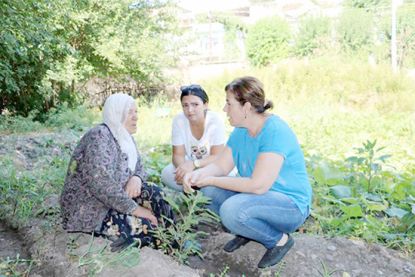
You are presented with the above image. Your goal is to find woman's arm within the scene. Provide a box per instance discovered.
[183,146,234,192]
[196,144,225,168]
[188,151,284,195]
[172,145,186,168]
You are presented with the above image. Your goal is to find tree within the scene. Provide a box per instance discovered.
[0,0,178,117]
[0,0,69,116]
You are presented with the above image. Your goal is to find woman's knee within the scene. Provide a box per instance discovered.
[219,197,248,231]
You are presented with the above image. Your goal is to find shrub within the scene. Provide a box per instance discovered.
[246,17,291,66]
[0,0,69,117]
[337,9,374,53]
[294,16,331,57]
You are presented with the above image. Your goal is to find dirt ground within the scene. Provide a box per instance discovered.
[1,219,414,276]
[1,133,414,276]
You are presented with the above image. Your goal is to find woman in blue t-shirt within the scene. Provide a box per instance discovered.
[183,76,312,268]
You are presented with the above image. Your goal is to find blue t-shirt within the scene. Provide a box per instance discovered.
[227,115,312,216]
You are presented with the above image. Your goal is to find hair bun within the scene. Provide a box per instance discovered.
[263,100,274,111]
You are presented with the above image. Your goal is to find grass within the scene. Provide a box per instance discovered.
[0,55,414,259]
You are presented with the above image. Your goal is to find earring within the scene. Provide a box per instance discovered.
[244,112,247,119]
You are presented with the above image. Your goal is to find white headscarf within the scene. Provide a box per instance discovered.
[103,93,138,171]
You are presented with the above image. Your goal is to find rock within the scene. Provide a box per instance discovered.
[327,245,336,251]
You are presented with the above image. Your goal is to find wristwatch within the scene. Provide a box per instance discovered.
[193,159,201,169]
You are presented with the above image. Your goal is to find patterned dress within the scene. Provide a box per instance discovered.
[60,124,175,248]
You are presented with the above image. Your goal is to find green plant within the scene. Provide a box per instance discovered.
[337,9,373,53]
[246,16,291,66]
[294,16,331,57]
[316,259,339,277]
[0,0,69,117]
[346,140,391,193]
[209,265,230,277]
[0,254,37,277]
[77,234,140,277]
[152,191,219,264]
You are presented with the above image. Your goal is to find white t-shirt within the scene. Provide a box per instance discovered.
[172,111,226,161]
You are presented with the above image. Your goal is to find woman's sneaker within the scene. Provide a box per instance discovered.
[258,235,294,268]
[223,235,250,252]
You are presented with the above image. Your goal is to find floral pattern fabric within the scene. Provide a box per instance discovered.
[100,182,175,248]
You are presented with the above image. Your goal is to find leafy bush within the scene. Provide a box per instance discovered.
[246,17,291,66]
[337,9,374,53]
[294,16,331,57]
[0,0,69,116]
[308,140,415,253]
[152,191,219,264]
[0,0,177,117]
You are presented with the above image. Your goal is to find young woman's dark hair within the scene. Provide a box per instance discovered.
[180,84,209,104]
[225,76,273,113]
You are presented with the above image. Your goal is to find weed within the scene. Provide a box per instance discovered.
[209,265,230,277]
[152,191,219,264]
[77,234,140,277]
[316,259,339,277]
[0,254,37,277]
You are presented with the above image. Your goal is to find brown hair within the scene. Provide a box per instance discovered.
[225,76,273,113]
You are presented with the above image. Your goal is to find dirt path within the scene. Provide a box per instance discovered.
[0,221,29,260]
[0,221,36,276]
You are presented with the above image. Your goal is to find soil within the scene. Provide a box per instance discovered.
[1,132,414,276]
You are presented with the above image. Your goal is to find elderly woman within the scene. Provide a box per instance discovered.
[184,77,312,268]
[60,93,175,251]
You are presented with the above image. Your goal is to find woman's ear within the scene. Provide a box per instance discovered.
[243,102,252,113]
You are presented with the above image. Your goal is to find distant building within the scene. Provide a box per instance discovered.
[176,0,344,63]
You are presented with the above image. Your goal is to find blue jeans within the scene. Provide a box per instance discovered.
[201,186,309,249]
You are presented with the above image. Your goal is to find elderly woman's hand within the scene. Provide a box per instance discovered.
[125,176,142,198]
[132,206,158,226]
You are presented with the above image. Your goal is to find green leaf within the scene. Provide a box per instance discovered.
[341,204,363,218]
[385,206,409,219]
[341,197,359,204]
[330,185,352,199]
[366,202,387,212]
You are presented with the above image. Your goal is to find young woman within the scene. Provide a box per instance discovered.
[60,93,175,251]
[161,84,229,191]
[183,77,312,268]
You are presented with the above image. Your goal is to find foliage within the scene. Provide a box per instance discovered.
[294,16,331,57]
[337,9,374,53]
[309,141,415,253]
[76,234,140,276]
[344,0,389,9]
[0,104,96,134]
[0,254,37,277]
[379,6,415,68]
[246,17,291,66]
[0,0,177,117]
[152,191,219,264]
[345,140,391,193]
[0,0,69,116]
[0,133,78,222]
